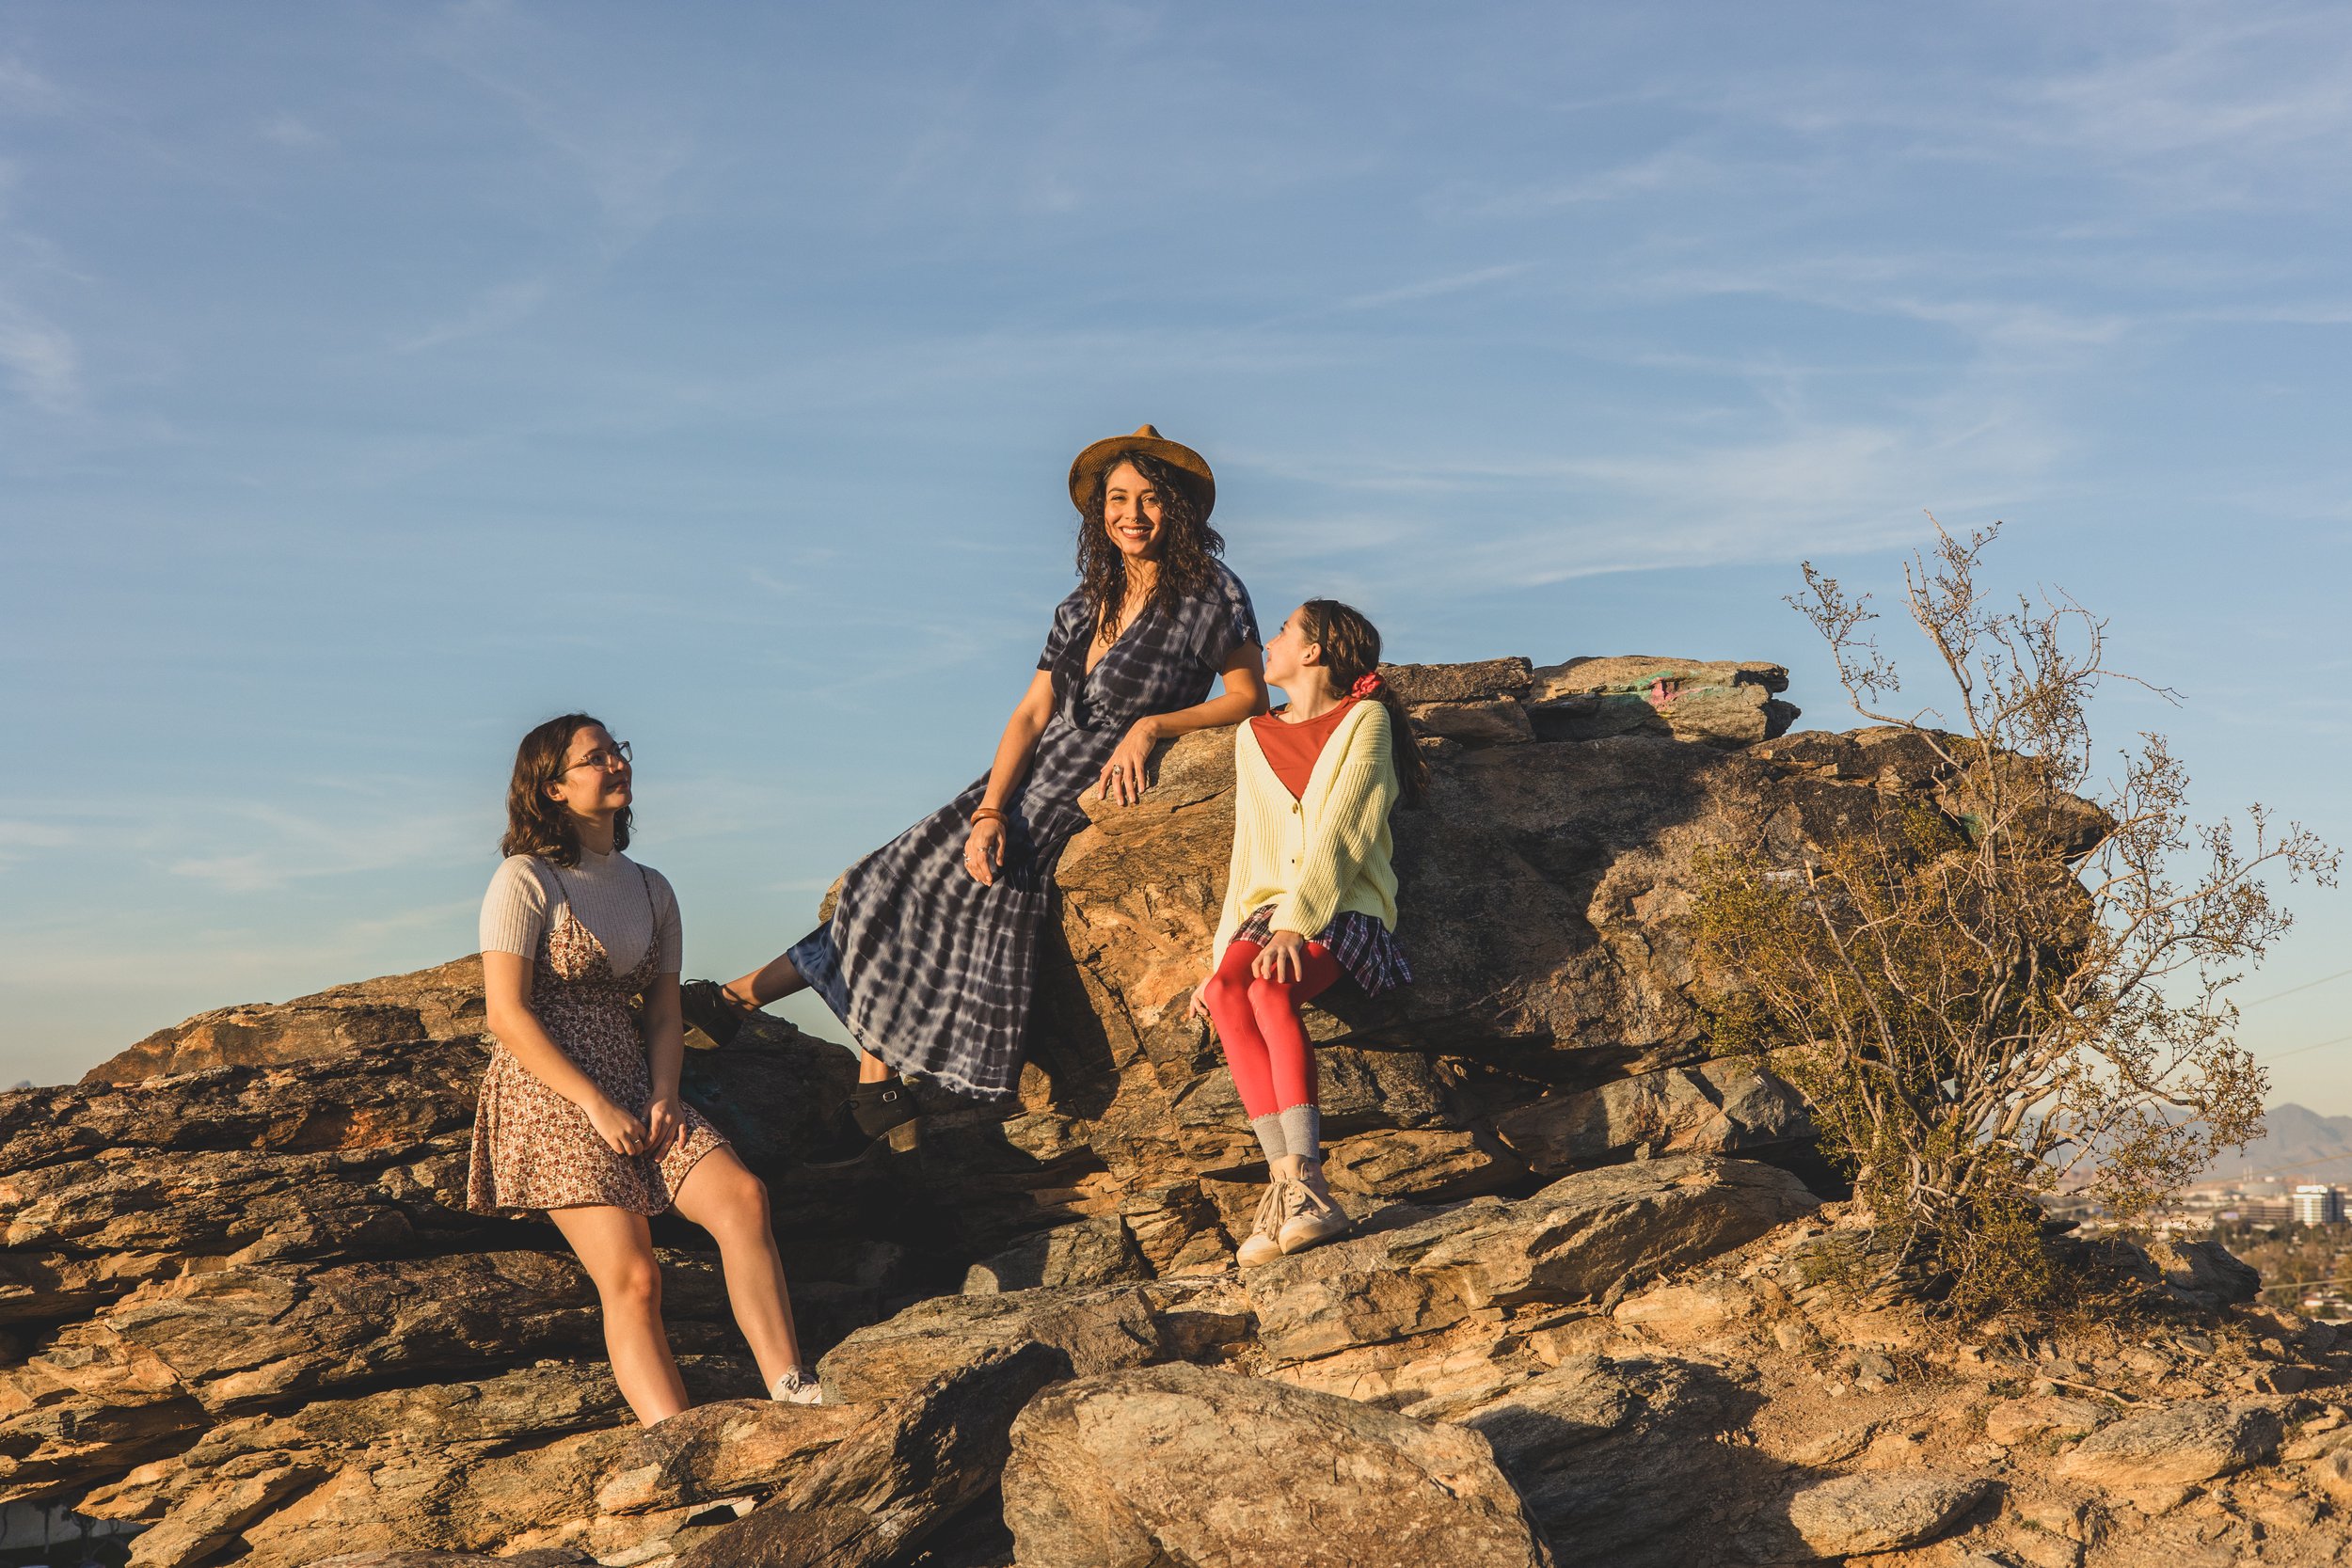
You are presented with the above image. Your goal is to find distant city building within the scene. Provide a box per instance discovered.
[2291,1185,2344,1226]
[2225,1198,2293,1226]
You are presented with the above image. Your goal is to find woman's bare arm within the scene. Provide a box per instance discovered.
[1099,642,1268,803]
[979,670,1057,814]
[965,671,1058,885]
[640,972,688,1153]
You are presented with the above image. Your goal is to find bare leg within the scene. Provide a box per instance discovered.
[726,956,890,1084]
[671,1148,806,1386]
[548,1205,688,1425]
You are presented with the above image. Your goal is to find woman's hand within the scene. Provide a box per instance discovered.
[644,1093,686,1158]
[964,816,1008,885]
[1097,716,1162,805]
[1188,974,1214,1020]
[1251,930,1311,984]
[585,1095,653,1158]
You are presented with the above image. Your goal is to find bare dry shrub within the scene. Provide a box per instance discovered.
[1694,521,2336,1311]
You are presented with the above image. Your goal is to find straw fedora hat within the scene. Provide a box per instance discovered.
[1068,425,1216,518]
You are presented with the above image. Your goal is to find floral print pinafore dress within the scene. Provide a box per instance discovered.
[467,863,727,1216]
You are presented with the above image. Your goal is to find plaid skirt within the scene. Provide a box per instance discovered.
[1232,903,1413,998]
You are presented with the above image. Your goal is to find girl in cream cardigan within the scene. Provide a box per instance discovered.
[1191,599,1427,1261]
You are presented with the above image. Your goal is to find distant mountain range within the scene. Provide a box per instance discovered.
[2194,1102,2352,1187]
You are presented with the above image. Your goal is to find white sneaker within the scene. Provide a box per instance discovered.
[1278,1174,1351,1255]
[1236,1180,1289,1268]
[771,1367,823,1404]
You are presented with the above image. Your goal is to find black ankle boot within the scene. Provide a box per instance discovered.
[803,1080,922,1168]
[676,979,753,1048]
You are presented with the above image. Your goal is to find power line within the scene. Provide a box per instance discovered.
[2213,1148,2352,1185]
[2260,1031,2352,1063]
[2259,1274,2352,1296]
[2242,966,2352,1008]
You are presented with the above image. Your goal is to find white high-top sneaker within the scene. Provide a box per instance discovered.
[771,1366,823,1405]
[1277,1167,1351,1255]
[1236,1179,1290,1267]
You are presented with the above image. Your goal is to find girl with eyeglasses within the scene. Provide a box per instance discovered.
[467,713,821,1420]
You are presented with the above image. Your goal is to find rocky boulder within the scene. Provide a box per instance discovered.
[1001,1362,1553,1568]
[27,648,2269,1568]
[1243,1154,1817,1364]
[2052,1401,2282,1488]
[1455,1354,1765,1568]
[1525,656,1797,747]
[677,1340,1067,1568]
[816,1284,1166,1405]
[1781,1469,1996,1558]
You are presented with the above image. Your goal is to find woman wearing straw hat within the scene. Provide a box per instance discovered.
[684,427,1265,1161]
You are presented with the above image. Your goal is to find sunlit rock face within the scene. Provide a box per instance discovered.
[35,653,2319,1568]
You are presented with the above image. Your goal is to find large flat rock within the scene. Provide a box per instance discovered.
[681,1342,1068,1568]
[1246,1155,1816,1363]
[2052,1401,2282,1488]
[1784,1470,1994,1558]
[816,1282,1166,1405]
[1002,1362,1552,1568]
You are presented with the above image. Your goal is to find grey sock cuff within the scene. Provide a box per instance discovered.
[1249,1114,1289,1167]
[1279,1104,1321,1164]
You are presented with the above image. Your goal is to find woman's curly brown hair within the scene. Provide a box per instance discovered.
[1075,450,1228,642]
[501,712,631,867]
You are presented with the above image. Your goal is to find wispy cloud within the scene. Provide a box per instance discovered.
[0,897,478,998]
[426,1,695,245]
[259,114,330,150]
[1331,263,1534,314]
[1451,147,1723,218]
[163,795,483,893]
[0,55,70,116]
[1235,393,2059,597]
[1705,8,2352,215]
[1630,259,2138,368]
[2021,16,2352,172]
[0,818,81,873]
[394,276,550,353]
[0,293,80,411]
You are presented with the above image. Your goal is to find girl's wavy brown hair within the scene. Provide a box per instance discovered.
[501,713,631,866]
[1296,599,1429,808]
[1075,450,1228,642]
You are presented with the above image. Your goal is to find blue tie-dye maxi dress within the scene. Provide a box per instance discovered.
[787,560,1258,1101]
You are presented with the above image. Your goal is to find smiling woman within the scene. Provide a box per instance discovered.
[686,426,1268,1160]
[467,713,823,1422]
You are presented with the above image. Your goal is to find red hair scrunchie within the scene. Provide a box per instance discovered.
[1350,673,1385,699]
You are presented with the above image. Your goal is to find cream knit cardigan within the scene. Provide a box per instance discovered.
[1212,697,1402,966]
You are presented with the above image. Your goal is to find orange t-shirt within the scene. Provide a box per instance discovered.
[1248,698,1361,800]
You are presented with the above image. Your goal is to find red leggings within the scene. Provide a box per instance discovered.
[1200,938,1342,1119]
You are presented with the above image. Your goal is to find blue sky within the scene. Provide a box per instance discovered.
[5,1,2351,1116]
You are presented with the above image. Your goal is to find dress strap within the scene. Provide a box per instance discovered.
[541,860,575,922]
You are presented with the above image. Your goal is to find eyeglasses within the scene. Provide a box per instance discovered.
[560,740,632,774]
